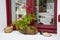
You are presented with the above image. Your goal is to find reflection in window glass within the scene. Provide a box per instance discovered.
[39,0,47,12]
[15,0,26,20]
[35,0,54,25]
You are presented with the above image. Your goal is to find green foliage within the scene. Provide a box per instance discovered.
[12,14,36,30]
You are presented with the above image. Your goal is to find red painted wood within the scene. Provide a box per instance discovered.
[58,15,60,22]
[37,25,57,29]
[38,29,57,33]
[6,0,12,26]
[26,0,35,14]
[54,0,57,28]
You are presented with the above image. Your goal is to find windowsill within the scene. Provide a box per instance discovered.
[0,31,58,40]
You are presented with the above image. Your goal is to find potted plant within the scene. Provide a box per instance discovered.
[13,14,38,34]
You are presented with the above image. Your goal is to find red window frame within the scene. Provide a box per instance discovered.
[6,0,57,33]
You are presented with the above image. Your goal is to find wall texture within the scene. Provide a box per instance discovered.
[0,0,7,32]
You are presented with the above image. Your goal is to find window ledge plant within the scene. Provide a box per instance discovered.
[13,14,38,34]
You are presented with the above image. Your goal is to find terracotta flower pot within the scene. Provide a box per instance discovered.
[19,25,38,35]
[26,26,38,34]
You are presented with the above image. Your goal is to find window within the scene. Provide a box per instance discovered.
[35,0,54,25]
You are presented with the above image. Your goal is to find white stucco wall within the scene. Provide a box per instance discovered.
[0,0,60,40]
[0,0,7,32]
